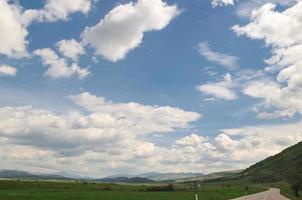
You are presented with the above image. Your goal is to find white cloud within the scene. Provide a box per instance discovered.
[233,3,302,47]
[243,79,302,119]
[197,73,238,100]
[56,39,85,61]
[234,1,302,119]
[235,0,296,19]
[34,48,90,79]
[0,0,92,58]
[70,92,201,133]
[210,0,296,18]
[1,91,302,176]
[171,122,302,172]
[174,134,208,146]
[42,0,91,20]
[0,65,17,77]
[22,0,92,25]
[256,110,295,120]
[198,42,238,69]
[0,92,200,176]
[211,0,236,7]
[82,0,179,62]
[0,0,28,58]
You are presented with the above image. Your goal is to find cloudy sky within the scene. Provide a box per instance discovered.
[1,0,302,177]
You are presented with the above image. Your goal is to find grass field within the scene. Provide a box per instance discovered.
[0,180,265,200]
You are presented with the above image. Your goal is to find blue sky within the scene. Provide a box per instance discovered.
[0,0,302,177]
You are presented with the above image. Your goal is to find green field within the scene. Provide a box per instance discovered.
[0,180,265,200]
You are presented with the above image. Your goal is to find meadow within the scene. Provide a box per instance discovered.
[0,179,265,200]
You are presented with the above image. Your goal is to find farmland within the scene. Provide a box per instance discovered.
[0,179,264,200]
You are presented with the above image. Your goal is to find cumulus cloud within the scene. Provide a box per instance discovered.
[197,73,238,101]
[211,0,236,7]
[22,0,92,25]
[234,1,302,119]
[0,65,17,77]
[1,91,302,175]
[0,92,200,176]
[34,48,89,79]
[82,0,179,62]
[0,0,28,58]
[235,0,296,19]
[56,39,85,61]
[211,0,296,18]
[198,42,238,69]
[233,3,302,47]
[0,0,92,58]
[243,79,302,119]
[70,92,201,133]
[174,134,208,146]
[2,92,302,176]
[171,122,302,172]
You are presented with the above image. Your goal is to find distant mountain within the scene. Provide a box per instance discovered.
[0,170,34,179]
[243,141,302,182]
[0,169,203,182]
[139,172,204,181]
[96,176,154,183]
[103,172,204,181]
[105,174,133,179]
[176,170,242,182]
[0,170,70,180]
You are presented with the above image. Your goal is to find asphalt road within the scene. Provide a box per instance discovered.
[232,188,290,200]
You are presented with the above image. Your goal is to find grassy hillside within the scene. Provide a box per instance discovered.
[243,141,302,182]
[177,170,242,183]
[240,141,302,199]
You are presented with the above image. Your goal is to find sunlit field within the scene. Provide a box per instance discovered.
[0,180,265,200]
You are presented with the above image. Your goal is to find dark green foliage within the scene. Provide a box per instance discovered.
[242,141,302,183]
[97,176,154,183]
[288,172,302,197]
[240,141,302,197]
[146,183,174,191]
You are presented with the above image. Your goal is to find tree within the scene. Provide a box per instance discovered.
[166,183,174,191]
[245,186,249,195]
[288,172,302,197]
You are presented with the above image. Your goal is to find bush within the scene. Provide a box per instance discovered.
[146,184,174,192]
[288,172,302,197]
[102,185,113,191]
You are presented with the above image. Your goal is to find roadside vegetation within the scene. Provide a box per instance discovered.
[240,141,302,199]
[257,181,302,200]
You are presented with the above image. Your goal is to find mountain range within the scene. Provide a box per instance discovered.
[105,172,204,181]
[0,170,70,180]
[0,170,204,182]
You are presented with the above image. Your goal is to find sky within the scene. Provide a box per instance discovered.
[0,0,302,178]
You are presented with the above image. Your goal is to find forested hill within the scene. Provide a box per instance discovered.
[243,141,302,182]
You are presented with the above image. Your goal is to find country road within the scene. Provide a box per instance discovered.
[232,188,290,200]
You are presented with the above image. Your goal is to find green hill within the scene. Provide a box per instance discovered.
[0,170,71,180]
[243,141,302,183]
